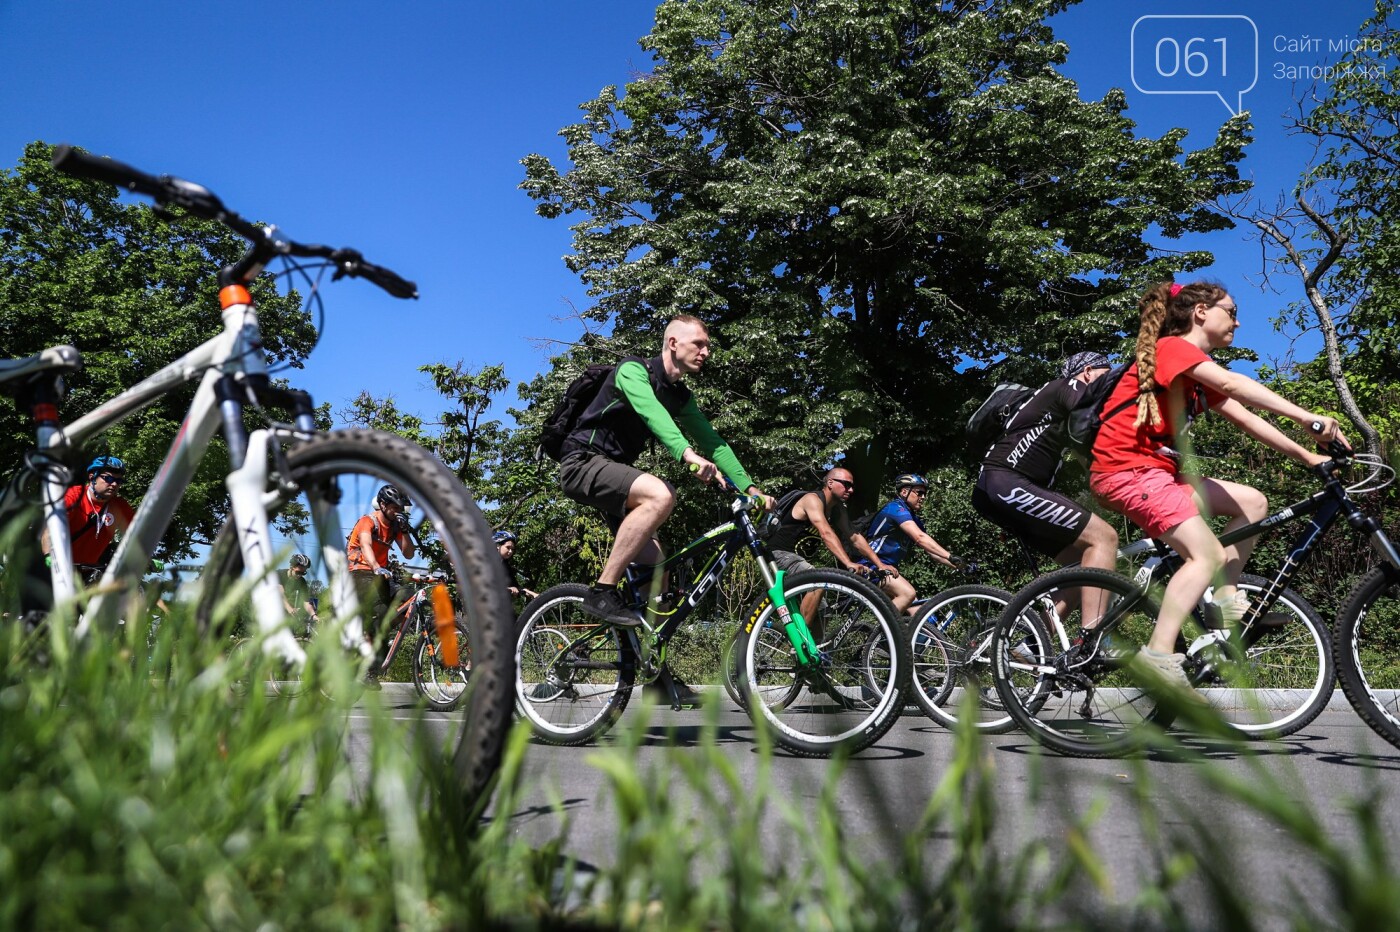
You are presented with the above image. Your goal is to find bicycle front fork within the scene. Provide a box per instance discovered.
[767,569,821,666]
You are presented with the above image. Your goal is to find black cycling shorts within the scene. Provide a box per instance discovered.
[972,466,1092,558]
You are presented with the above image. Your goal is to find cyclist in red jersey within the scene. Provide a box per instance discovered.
[1089,280,1346,697]
[41,455,135,573]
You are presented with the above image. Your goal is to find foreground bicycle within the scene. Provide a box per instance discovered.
[990,443,1381,757]
[515,478,909,757]
[0,146,513,803]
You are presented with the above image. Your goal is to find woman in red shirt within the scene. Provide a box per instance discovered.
[1089,280,1346,693]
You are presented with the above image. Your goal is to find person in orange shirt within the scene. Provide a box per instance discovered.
[346,485,416,684]
[41,455,135,577]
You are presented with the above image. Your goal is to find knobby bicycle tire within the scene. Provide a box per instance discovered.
[910,583,1053,735]
[1333,565,1400,751]
[739,568,910,758]
[196,429,513,808]
[513,583,637,745]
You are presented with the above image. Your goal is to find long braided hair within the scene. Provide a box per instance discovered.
[1133,280,1228,428]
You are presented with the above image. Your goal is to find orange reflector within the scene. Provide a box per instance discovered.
[219,284,252,309]
[431,584,459,667]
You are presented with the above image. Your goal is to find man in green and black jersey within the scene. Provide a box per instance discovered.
[559,315,772,627]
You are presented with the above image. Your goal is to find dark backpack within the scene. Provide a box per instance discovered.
[966,382,1035,441]
[758,489,814,540]
[537,363,618,462]
[1065,363,1161,459]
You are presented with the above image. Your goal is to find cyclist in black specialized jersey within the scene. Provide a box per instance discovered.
[971,351,1120,624]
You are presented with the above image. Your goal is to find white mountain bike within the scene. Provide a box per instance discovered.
[0,145,514,803]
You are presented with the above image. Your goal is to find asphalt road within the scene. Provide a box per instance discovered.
[493,698,1400,925]
[345,687,1400,925]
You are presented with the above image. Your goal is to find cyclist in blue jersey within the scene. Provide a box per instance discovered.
[854,473,964,614]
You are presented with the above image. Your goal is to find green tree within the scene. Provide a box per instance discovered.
[1259,0,1399,456]
[521,0,1249,513]
[0,142,315,558]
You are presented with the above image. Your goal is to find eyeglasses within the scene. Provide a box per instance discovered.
[1212,303,1239,321]
[828,477,854,490]
[97,473,124,484]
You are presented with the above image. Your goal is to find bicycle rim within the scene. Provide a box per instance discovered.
[910,584,1055,734]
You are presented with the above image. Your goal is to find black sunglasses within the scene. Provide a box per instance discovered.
[96,473,124,484]
[828,477,854,490]
[1213,302,1239,321]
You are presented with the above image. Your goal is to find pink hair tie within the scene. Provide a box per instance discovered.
[1168,283,1184,297]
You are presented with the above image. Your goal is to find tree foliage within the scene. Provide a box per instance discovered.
[521,0,1250,514]
[0,142,315,558]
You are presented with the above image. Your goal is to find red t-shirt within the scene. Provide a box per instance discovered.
[1091,336,1226,475]
[347,514,395,572]
[64,484,135,566]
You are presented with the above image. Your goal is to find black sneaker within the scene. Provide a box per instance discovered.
[580,586,642,628]
[644,669,703,708]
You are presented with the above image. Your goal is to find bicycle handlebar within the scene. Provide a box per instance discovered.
[51,145,418,300]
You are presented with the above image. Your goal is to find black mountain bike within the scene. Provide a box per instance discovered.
[514,483,910,757]
[990,443,1381,757]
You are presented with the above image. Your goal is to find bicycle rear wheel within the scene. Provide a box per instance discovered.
[992,567,1165,758]
[1184,574,1332,738]
[1334,565,1400,750]
[196,429,513,807]
[739,569,909,757]
[910,584,1054,734]
[514,584,637,745]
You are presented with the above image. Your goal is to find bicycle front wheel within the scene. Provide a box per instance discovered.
[910,584,1054,734]
[414,618,472,711]
[739,569,909,758]
[514,584,637,745]
[992,567,1165,758]
[1334,565,1400,750]
[197,429,514,807]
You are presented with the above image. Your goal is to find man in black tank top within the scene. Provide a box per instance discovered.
[768,467,889,576]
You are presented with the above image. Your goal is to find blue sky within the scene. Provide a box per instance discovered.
[1,0,1388,431]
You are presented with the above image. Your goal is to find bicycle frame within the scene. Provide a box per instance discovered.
[556,492,820,675]
[1130,462,1400,630]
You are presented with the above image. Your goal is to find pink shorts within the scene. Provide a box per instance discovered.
[1090,468,1200,539]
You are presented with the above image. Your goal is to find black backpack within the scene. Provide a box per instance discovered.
[966,382,1035,441]
[1065,363,1162,459]
[537,363,619,462]
[758,489,813,540]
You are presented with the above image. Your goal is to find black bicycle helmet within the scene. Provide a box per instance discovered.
[894,473,929,491]
[289,553,311,569]
[493,530,517,545]
[376,485,411,511]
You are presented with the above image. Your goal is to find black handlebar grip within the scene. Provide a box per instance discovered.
[51,145,165,198]
[358,261,419,299]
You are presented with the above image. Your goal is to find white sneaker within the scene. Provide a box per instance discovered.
[1131,648,1207,705]
[1211,590,1251,627]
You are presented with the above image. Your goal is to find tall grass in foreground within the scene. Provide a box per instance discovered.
[4,598,1400,929]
